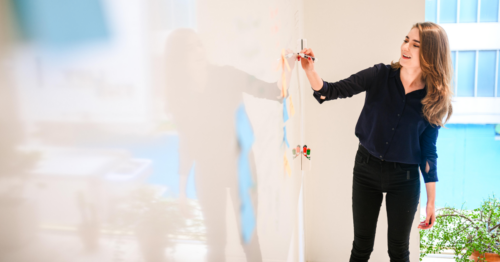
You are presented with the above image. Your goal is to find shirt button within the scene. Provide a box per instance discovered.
[398,114,400,116]
[386,142,388,144]
[392,128,394,130]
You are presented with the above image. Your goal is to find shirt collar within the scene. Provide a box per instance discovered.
[391,66,427,97]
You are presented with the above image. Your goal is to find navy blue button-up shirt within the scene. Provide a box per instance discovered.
[312,63,440,183]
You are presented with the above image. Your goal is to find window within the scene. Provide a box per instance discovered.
[457,51,476,97]
[424,1,500,212]
[440,0,458,23]
[426,0,500,23]
[481,0,500,22]
[453,50,499,97]
[477,50,497,97]
[460,0,478,23]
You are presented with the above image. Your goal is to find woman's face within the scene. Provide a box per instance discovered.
[400,27,421,69]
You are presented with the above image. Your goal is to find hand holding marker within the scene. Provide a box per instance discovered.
[299,48,316,72]
[280,51,316,62]
[297,50,316,62]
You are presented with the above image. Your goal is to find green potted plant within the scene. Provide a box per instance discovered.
[420,194,500,262]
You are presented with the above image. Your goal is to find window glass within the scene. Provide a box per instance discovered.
[477,50,497,97]
[426,0,438,23]
[459,0,478,22]
[480,0,499,22]
[440,0,458,23]
[457,51,476,97]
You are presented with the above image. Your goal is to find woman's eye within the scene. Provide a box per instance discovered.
[404,40,420,48]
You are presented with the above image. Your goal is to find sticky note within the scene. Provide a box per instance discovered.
[289,96,295,117]
[283,98,289,122]
[277,49,291,97]
[281,71,287,97]
[284,152,291,176]
[283,126,290,148]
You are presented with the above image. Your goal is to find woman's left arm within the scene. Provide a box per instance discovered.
[418,123,441,229]
[418,182,436,229]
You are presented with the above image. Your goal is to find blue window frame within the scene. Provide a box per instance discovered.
[497,51,500,97]
[451,51,457,91]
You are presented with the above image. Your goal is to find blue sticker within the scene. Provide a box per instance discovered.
[283,126,290,148]
[235,103,256,243]
[283,98,289,123]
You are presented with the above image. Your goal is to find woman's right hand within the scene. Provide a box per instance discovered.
[299,48,316,72]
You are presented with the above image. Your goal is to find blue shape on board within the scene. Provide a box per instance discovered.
[236,104,255,151]
[11,0,110,49]
[283,126,290,148]
[235,103,256,243]
[240,199,256,243]
[283,98,289,123]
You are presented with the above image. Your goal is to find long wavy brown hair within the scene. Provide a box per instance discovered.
[390,22,454,128]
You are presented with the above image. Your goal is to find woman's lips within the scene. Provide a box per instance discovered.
[402,54,411,59]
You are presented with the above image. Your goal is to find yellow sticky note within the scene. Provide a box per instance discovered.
[281,71,287,97]
[284,152,291,176]
[289,96,295,116]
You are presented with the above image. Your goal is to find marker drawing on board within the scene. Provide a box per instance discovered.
[276,39,317,62]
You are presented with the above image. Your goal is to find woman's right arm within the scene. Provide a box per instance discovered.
[299,48,382,104]
[300,48,323,91]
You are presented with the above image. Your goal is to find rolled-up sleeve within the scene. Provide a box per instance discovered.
[419,124,440,183]
[312,63,382,104]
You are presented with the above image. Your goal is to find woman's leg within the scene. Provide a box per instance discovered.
[385,165,420,262]
[349,150,384,262]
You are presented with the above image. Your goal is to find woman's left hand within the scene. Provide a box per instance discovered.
[418,203,435,230]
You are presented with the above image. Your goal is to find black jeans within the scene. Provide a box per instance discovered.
[349,142,420,262]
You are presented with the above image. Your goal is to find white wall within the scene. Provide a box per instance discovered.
[303,1,425,261]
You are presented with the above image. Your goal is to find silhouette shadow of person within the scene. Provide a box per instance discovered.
[163,28,296,262]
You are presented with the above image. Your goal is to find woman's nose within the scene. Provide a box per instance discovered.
[403,42,410,51]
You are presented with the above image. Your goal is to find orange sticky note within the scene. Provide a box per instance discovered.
[281,71,287,97]
[284,152,291,176]
[289,96,295,116]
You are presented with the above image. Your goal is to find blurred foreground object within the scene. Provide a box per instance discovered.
[9,0,110,49]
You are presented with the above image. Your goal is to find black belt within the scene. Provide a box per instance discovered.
[358,142,418,168]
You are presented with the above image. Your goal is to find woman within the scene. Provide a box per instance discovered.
[299,22,453,262]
